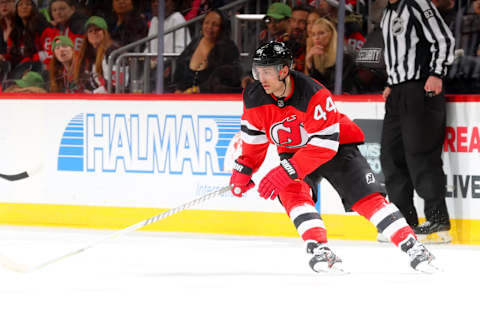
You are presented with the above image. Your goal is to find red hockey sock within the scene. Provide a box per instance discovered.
[353,193,416,247]
[288,203,328,243]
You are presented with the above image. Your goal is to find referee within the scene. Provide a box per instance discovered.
[380,0,454,242]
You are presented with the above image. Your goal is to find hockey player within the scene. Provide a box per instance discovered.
[230,41,437,273]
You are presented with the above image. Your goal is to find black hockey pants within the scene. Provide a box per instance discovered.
[380,80,450,226]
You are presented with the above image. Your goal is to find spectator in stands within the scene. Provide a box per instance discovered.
[289,5,309,42]
[147,0,191,92]
[73,16,119,93]
[173,9,241,93]
[48,35,80,92]
[109,0,148,48]
[156,0,191,55]
[0,0,14,81]
[182,0,222,21]
[309,0,365,55]
[312,0,338,20]
[343,13,365,54]
[432,0,455,30]
[241,2,292,89]
[2,0,49,79]
[3,69,46,92]
[306,8,321,52]
[463,0,480,56]
[36,0,46,9]
[305,18,357,93]
[369,0,387,25]
[75,0,111,18]
[444,0,480,93]
[475,0,480,56]
[0,0,14,53]
[258,2,291,45]
[287,5,310,72]
[40,0,88,67]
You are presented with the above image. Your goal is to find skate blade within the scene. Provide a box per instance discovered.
[414,261,442,274]
[313,262,349,275]
[417,231,452,244]
[376,233,389,243]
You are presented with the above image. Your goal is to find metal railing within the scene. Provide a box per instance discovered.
[107,0,254,93]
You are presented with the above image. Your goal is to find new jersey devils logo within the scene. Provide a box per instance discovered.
[270,115,308,148]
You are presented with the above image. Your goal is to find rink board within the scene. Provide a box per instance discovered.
[0,94,479,244]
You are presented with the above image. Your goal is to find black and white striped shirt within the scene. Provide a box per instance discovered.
[380,0,455,86]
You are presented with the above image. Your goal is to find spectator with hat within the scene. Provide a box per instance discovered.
[39,0,88,68]
[4,70,46,92]
[48,34,79,92]
[242,2,292,89]
[73,16,121,93]
[258,2,291,45]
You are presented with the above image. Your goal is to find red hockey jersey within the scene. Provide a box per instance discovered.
[39,13,87,66]
[238,71,364,178]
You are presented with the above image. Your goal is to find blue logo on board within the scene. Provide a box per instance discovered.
[57,113,241,176]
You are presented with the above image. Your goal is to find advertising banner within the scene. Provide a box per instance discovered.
[0,95,479,243]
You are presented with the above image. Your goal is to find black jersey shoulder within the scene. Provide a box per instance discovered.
[243,71,325,112]
[243,81,274,109]
[288,71,325,112]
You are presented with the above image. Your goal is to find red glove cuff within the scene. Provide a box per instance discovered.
[279,159,301,180]
[230,159,254,197]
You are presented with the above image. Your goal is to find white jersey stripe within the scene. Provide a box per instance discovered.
[307,138,339,152]
[241,119,261,131]
[241,131,269,145]
[308,123,339,137]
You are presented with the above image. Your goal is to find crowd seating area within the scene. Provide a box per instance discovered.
[0,0,478,94]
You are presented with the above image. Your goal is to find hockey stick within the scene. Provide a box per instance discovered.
[0,164,42,182]
[0,185,232,273]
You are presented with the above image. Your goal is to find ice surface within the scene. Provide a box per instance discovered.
[0,226,477,320]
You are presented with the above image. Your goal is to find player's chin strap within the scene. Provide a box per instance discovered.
[277,66,290,102]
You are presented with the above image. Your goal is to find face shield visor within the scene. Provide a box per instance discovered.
[251,63,284,81]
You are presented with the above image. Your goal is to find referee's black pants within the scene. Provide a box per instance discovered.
[380,80,450,227]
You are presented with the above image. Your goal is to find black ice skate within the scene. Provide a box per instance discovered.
[401,237,439,273]
[306,242,345,274]
[414,221,452,244]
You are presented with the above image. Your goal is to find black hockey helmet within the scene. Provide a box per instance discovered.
[252,41,293,80]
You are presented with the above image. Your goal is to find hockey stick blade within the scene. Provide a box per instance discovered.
[0,253,32,273]
[0,171,28,181]
[0,164,42,182]
[0,185,232,273]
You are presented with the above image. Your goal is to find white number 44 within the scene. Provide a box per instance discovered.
[314,97,337,121]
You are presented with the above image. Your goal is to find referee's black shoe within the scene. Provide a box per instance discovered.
[414,220,450,234]
[414,221,451,243]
